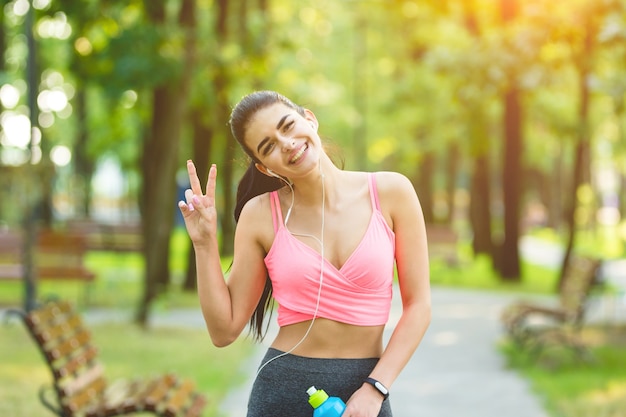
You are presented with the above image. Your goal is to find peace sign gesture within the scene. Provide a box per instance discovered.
[178,160,218,247]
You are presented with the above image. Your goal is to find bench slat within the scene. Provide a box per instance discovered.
[162,379,196,416]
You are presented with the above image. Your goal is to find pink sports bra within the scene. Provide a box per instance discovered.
[264,173,395,327]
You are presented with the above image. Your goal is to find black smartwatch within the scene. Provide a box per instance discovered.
[364,377,390,400]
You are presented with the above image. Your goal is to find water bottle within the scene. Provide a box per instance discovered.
[307,386,346,417]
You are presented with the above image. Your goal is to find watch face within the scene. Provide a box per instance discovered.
[375,381,389,395]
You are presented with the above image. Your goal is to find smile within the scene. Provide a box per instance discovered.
[289,144,308,164]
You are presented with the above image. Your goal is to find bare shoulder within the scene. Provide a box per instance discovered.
[235,192,275,247]
[371,171,422,228]
[373,171,417,197]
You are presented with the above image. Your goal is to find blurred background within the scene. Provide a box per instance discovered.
[1,2,626,417]
[0,0,625,321]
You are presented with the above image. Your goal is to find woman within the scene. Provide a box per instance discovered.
[178,91,431,416]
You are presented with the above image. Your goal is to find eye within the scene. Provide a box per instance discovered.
[262,142,275,155]
[283,120,294,132]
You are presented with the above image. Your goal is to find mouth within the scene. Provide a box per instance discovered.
[289,143,308,164]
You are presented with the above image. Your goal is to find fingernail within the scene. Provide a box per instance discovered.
[192,196,200,205]
[188,203,195,212]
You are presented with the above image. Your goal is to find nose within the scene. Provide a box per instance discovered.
[280,137,296,152]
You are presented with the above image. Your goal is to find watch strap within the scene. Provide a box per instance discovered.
[364,377,389,400]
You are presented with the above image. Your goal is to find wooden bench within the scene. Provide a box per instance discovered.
[66,219,143,253]
[0,229,22,279]
[0,229,95,283]
[425,224,460,266]
[5,300,207,417]
[501,255,602,360]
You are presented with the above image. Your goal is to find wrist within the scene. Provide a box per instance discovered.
[192,234,219,251]
[363,377,389,400]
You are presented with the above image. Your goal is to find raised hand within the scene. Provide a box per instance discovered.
[178,160,218,247]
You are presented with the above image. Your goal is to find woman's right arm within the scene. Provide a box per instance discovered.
[178,161,267,347]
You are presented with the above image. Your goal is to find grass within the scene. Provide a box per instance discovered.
[429,246,557,294]
[499,325,626,417]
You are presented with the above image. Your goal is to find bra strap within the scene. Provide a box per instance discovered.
[269,191,283,233]
[368,173,381,211]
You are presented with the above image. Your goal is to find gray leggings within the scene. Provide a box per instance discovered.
[247,348,393,417]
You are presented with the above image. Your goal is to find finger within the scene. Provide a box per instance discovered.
[187,160,204,196]
[178,200,195,214]
[184,188,194,204]
[205,164,217,207]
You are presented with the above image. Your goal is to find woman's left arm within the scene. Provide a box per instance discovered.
[345,171,432,416]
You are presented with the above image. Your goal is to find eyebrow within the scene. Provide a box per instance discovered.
[256,113,290,154]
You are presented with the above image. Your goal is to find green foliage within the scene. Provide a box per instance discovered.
[87,24,185,96]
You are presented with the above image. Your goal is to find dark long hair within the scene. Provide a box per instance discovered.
[230,91,305,341]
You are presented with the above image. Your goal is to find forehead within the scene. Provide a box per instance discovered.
[248,102,294,126]
[244,103,297,142]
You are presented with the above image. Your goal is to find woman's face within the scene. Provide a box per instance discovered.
[244,103,321,179]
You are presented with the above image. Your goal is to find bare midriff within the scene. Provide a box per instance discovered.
[270,318,385,358]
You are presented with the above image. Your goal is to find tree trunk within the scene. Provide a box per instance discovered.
[546,144,564,229]
[559,18,593,289]
[612,97,625,227]
[136,0,196,325]
[415,147,435,224]
[214,0,236,256]
[183,109,214,291]
[499,87,523,280]
[470,155,493,256]
[74,88,94,217]
[462,0,494,258]
[498,0,522,281]
[444,143,460,225]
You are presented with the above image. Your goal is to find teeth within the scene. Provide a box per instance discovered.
[290,144,307,163]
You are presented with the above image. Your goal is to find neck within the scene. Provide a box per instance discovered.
[289,157,338,206]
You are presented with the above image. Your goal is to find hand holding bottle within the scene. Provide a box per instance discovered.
[307,386,345,417]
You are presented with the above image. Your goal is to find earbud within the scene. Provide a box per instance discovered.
[267,169,279,178]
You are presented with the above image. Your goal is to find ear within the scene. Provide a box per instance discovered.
[304,109,318,131]
[255,163,273,178]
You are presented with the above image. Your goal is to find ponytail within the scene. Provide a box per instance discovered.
[234,163,283,222]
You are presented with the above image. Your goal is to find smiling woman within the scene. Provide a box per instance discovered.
[177,90,432,417]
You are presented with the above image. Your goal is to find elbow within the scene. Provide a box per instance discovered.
[208,327,239,348]
[211,337,235,348]
[424,305,432,329]
[422,299,432,327]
